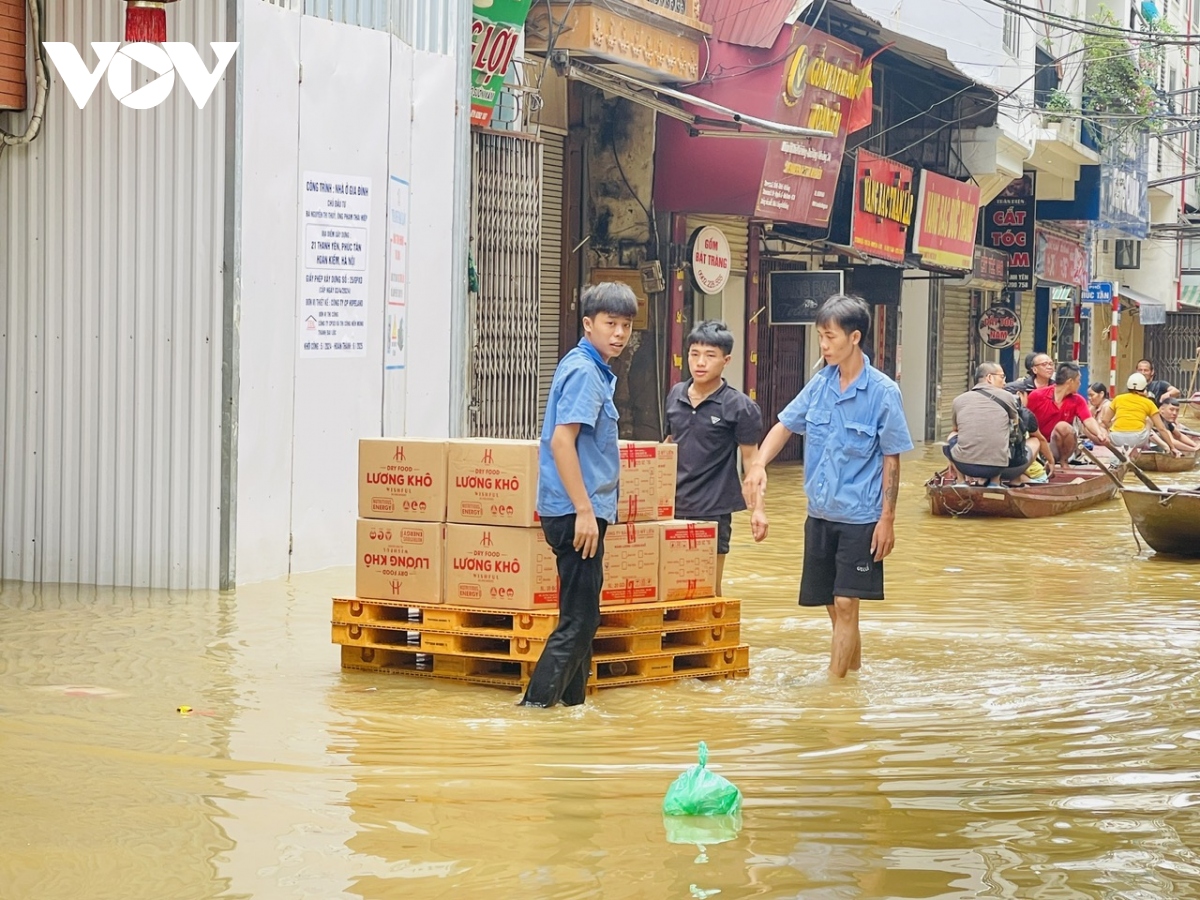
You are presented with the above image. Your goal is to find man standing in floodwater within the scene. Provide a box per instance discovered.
[743,294,913,678]
[519,282,637,708]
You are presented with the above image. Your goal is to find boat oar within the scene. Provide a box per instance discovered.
[1102,443,1163,492]
[1077,443,1128,490]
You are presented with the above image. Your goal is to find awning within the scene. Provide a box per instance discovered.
[549,53,834,139]
[1121,285,1169,325]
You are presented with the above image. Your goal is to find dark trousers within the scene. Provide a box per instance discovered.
[520,514,608,707]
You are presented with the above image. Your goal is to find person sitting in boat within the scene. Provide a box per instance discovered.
[1005,352,1054,402]
[1087,382,1112,424]
[1156,398,1200,453]
[944,362,1054,486]
[1101,372,1182,456]
[1026,362,1109,465]
[1135,358,1181,405]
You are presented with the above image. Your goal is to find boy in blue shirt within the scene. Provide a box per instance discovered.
[744,294,913,678]
[519,282,638,707]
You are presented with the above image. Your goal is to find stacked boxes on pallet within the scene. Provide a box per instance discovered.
[339,437,750,692]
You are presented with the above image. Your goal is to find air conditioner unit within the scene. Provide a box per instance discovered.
[1115,239,1141,269]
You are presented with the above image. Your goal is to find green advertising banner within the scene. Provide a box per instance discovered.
[470,0,534,127]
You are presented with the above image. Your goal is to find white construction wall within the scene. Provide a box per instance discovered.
[234,2,458,585]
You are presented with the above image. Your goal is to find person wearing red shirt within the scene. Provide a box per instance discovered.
[1026,362,1109,464]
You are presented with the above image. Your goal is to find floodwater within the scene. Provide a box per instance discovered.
[2,445,1199,900]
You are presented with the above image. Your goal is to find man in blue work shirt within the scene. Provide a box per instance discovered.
[519,282,638,708]
[744,294,913,678]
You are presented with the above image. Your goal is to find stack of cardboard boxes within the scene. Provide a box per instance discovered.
[356,437,720,610]
[343,436,746,692]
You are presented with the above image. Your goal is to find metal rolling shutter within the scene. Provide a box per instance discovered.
[469,131,542,439]
[936,287,973,441]
[539,130,566,418]
[685,215,749,271]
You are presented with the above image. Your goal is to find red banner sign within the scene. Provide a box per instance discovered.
[1035,229,1088,290]
[851,150,914,263]
[755,28,863,228]
[911,170,979,271]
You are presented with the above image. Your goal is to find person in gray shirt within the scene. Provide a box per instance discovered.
[946,362,1053,486]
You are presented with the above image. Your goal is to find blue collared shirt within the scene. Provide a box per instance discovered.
[537,338,620,523]
[778,356,913,524]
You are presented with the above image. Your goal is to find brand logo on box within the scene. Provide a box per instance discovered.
[44,42,239,110]
[371,497,396,513]
[393,445,406,461]
[482,448,494,465]
[480,531,494,547]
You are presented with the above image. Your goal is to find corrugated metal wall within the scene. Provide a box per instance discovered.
[258,0,459,52]
[0,1,227,588]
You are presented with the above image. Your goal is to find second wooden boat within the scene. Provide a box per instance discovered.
[1131,450,1197,473]
[1121,488,1200,557]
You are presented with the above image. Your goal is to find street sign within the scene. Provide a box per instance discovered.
[1082,281,1115,304]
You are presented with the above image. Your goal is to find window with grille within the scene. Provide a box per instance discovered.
[1003,3,1020,56]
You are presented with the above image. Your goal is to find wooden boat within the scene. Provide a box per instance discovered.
[1130,450,1197,473]
[1121,488,1200,557]
[926,464,1127,518]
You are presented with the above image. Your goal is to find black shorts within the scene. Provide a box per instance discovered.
[799,516,884,606]
[679,513,732,555]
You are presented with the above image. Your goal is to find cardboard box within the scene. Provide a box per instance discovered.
[358,438,447,522]
[655,519,718,601]
[444,523,559,610]
[447,439,540,527]
[601,521,660,605]
[615,441,677,523]
[356,519,444,603]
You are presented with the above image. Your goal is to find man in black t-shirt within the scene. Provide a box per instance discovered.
[665,321,766,596]
[1136,358,1180,405]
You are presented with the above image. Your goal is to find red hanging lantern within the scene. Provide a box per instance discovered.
[123,0,180,44]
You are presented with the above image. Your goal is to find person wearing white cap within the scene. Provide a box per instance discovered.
[1101,372,1182,455]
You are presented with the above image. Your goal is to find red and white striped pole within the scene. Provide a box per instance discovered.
[1072,294,1081,363]
[1110,287,1120,399]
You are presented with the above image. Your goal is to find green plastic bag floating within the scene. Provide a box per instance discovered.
[663,742,742,816]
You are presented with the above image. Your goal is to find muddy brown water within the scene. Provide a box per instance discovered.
[2,446,1199,899]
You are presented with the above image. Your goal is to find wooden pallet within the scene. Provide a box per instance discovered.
[331,596,740,641]
[339,643,750,692]
[331,620,741,661]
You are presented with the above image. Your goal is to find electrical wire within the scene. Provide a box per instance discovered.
[0,0,49,160]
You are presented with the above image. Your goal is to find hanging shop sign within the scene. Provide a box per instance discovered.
[754,29,864,228]
[971,247,1008,291]
[688,225,731,295]
[982,174,1035,292]
[469,0,535,128]
[1035,228,1088,290]
[850,150,914,263]
[1099,131,1149,239]
[911,170,980,271]
[768,270,844,324]
[978,305,1021,349]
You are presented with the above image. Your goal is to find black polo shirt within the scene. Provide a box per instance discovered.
[665,379,764,517]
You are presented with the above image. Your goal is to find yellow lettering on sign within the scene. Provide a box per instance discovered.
[806,103,842,136]
[806,56,861,100]
[860,176,914,226]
